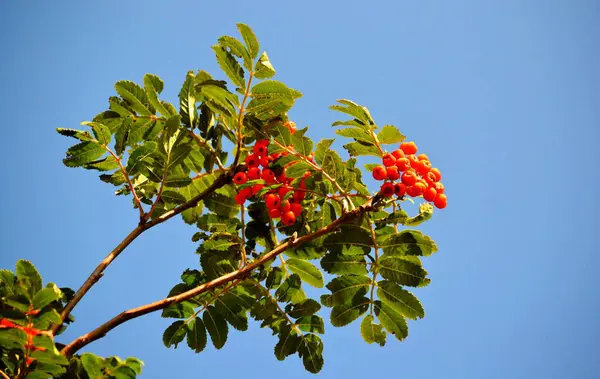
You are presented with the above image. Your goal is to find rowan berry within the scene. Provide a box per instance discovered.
[259,157,270,167]
[401,171,418,186]
[239,187,253,199]
[382,153,396,167]
[269,208,282,218]
[434,193,447,209]
[234,193,245,205]
[400,141,418,155]
[233,172,248,185]
[293,190,305,202]
[245,154,259,167]
[276,171,288,183]
[396,158,411,171]
[247,167,261,180]
[391,149,405,160]
[423,187,437,202]
[372,166,387,180]
[417,154,429,161]
[290,202,303,217]
[278,185,292,198]
[261,168,276,183]
[407,155,420,169]
[380,182,395,197]
[414,181,427,195]
[252,184,264,195]
[434,182,445,194]
[280,199,292,213]
[254,144,268,156]
[394,183,406,197]
[416,159,431,175]
[265,194,281,209]
[424,171,437,185]
[430,168,442,182]
[386,166,400,180]
[281,211,296,225]
[406,185,420,197]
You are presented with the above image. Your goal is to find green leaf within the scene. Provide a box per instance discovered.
[83,155,119,171]
[115,80,151,116]
[404,203,435,226]
[199,84,237,117]
[330,296,370,327]
[343,141,381,157]
[162,320,187,348]
[291,130,314,157]
[314,139,335,166]
[16,259,42,293]
[203,306,228,349]
[374,210,409,229]
[56,128,94,141]
[321,252,368,275]
[378,256,428,287]
[144,73,170,117]
[274,324,301,361]
[213,45,246,88]
[325,275,371,306]
[82,121,112,146]
[160,190,187,205]
[0,328,26,350]
[319,149,344,183]
[284,245,325,260]
[378,230,438,256]
[335,127,372,143]
[266,267,284,289]
[377,125,405,144]
[286,259,324,288]
[237,23,259,59]
[330,99,374,127]
[296,315,325,334]
[254,51,276,79]
[247,81,301,120]
[360,315,386,346]
[215,296,248,331]
[374,300,408,341]
[218,36,252,70]
[186,317,208,353]
[179,72,197,128]
[324,225,372,255]
[32,284,62,310]
[285,161,313,179]
[275,274,302,303]
[287,299,321,318]
[126,142,157,174]
[205,193,239,218]
[124,357,144,375]
[113,117,132,155]
[377,280,424,320]
[63,141,106,167]
[81,353,105,377]
[298,334,324,374]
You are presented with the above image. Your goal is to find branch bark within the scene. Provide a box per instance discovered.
[52,172,233,334]
[61,199,376,357]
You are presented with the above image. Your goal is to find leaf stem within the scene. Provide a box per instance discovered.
[368,218,379,316]
[184,279,241,326]
[105,147,145,220]
[252,280,301,334]
[233,71,254,167]
[240,205,247,266]
[189,131,225,170]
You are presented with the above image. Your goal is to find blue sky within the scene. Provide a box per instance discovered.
[1,1,599,378]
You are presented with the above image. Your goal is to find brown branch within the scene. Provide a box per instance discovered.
[0,369,10,379]
[52,172,234,334]
[61,199,376,357]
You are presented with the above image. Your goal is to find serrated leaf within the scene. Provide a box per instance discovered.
[378,230,437,256]
[296,315,325,334]
[275,274,302,303]
[33,309,62,329]
[16,259,42,293]
[160,190,187,205]
[254,51,276,79]
[298,334,324,374]
[321,252,368,275]
[203,306,228,349]
[56,128,94,141]
[285,161,313,179]
[0,328,27,350]
[325,275,371,306]
[378,256,428,287]
[32,284,62,310]
[237,23,259,59]
[287,299,321,318]
[360,314,386,346]
[199,84,237,117]
[377,280,424,320]
[205,192,238,218]
[124,357,144,375]
[274,324,301,361]
[266,267,284,289]
[284,245,325,260]
[83,155,119,171]
[286,259,324,288]
[374,300,408,341]
[63,141,106,168]
[335,127,372,143]
[213,45,245,88]
[186,317,208,353]
[82,121,112,146]
[330,297,370,327]
[377,125,405,144]
[162,320,187,348]
[144,73,170,117]
[115,80,151,116]
[375,210,409,229]
[320,149,344,183]
[247,81,301,120]
[314,139,334,165]
[343,141,381,157]
[330,99,374,127]
[215,296,248,331]
[179,72,197,128]
[218,36,252,70]
[324,225,372,255]
[80,353,105,377]
[291,130,313,157]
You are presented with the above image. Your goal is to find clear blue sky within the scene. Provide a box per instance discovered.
[1,1,599,378]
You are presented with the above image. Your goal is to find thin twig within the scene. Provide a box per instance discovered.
[240,205,247,266]
[233,72,254,167]
[105,147,145,220]
[0,369,9,379]
[61,199,376,357]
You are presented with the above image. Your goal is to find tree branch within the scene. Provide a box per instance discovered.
[61,199,376,357]
[52,172,234,334]
[0,369,9,379]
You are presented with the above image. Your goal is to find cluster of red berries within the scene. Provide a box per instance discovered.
[233,122,311,226]
[372,141,447,209]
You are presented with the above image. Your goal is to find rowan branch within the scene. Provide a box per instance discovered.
[61,199,377,357]
[0,369,10,379]
[52,172,234,334]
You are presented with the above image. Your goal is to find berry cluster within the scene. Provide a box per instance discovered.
[233,122,311,226]
[372,141,447,209]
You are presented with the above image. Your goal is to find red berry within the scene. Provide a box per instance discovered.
[416,159,431,175]
[252,184,264,195]
[265,194,281,209]
[434,182,445,194]
[247,167,261,180]
[396,158,411,171]
[414,181,427,196]
[269,208,282,218]
[261,169,276,183]
[382,153,396,167]
[434,193,447,209]
[234,193,246,204]
[380,182,395,197]
[401,171,418,186]
[386,166,400,181]
[430,168,442,182]
[276,171,289,183]
[281,211,296,225]
[290,202,303,217]
[400,141,418,155]
[256,139,269,146]
[407,155,420,169]
[423,187,437,202]
[394,183,406,197]
[259,157,270,167]
[406,185,420,197]
[233,172,248,185]
[424,171,438,185]
[253,144,268,156]
[391,149,405,160]
[245,154,259,167]
[372,166,388,180]
[280,199,292,213]
[417,154,429,161]
[293,190,305,202]
[239,187,253,199]
[278,185,292,198]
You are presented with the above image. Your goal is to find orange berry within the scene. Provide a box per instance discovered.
[414,181,427,196]
[416,159,431,175]
[406,185,420,197]
[380,182,395,197]
[430,168,442,182]
[259,157,269,167]
[391,149,405,160]
[400,141,418,155]
[396,158,411,171]
[233,172,248,185]
[401,171,418,186]
[281,211,296,225]
[417,154,429,161]
[423,187,437,202]
[290,202,303,217]
[372,166,388,180]
[265,194,281,209]
[256,139,270,147]
[434,193,447,209]
[407,155,420,169]
[424,171,437,185]
[386,166,400,181]
[434,182,445,194]
[269,208,282,218]
[394,183,406,197]
[382,153,396,167]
